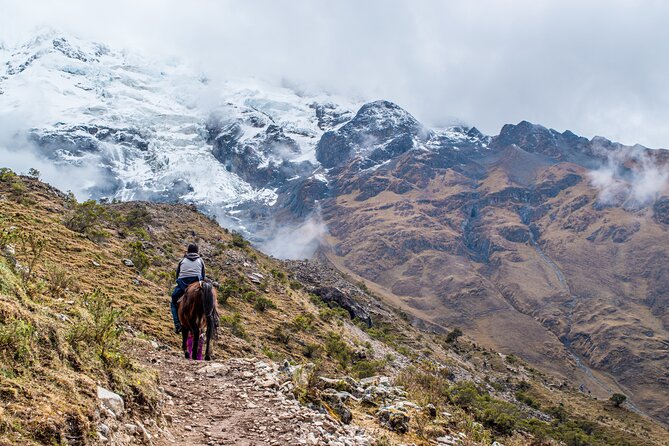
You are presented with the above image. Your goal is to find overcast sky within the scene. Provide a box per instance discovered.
[1,0,668,148]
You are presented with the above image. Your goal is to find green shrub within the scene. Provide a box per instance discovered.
[0,318,35,366]
[302,342,321,358]
[610,393,627,407]
[292,313,316,332]
[324,331,354,370]
[0,168,28,202]
[448,381,483,409]
[272,324,292,344]
[15,230,47,283]
[351,359,386,379]
[123,206,152,228]
[128,241,150,272]
[68,289,124,359]
[319,306,349,322]
[506,354,519,364]
[253,295,276,312]
[217,275,253,304]
[220,312,246,339]
[516,391,540,409]
[445,327,463,343]
[63,199,109,242]
[270,269,286,281]
[45,263,75,298]
[289,280,303,290]
[231,231,248,248]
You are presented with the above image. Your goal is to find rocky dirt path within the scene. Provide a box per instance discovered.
[134,343,373,446]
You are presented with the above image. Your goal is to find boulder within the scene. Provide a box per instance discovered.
[377,406,410,434]
[321,390,353,424]
[97,386,124,418]
[310,286,372,327]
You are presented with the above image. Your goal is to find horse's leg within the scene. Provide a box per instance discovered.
[191,325,200,360]
[204,317,213,361]
[182,327,189,359]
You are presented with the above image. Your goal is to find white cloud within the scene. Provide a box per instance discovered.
[589,144,669,206]
[1,0,668,148]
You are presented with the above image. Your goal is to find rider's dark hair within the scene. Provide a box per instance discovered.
[187,243,198,253]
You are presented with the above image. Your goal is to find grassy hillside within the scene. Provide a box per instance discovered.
[0,169,667,445]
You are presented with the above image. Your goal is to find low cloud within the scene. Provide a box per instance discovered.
[589,144,669,207]
[258,215,327,260]
[0,110,112,200]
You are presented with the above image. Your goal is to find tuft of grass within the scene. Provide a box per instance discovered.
[45,263,75,298]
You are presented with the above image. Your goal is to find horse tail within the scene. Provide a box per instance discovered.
[201,281,219,340]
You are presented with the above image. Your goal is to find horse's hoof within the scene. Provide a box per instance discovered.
[205,355,211,361]
[184,351,189,359]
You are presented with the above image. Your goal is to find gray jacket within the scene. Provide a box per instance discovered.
[176,253,206,280]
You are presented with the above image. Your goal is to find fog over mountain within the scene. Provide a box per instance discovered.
[2,0,669,148]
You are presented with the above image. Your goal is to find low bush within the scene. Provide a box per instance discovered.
[272,324,291,344]
[231,231,248,248]
[220,312,246,339]
[63,199,110,242]
[292,313,316,332]
[302,342,321,358]
[324,331,354,370]
[15,230,47,283]
[253,295,276,312]
[0,317,35,366]
[351,359,386,379]
[128,241,150,272]
[68,289,124,360]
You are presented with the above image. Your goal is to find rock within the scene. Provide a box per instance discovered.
[137,421,152,443]
[321,390,353,424]
[247,272,265,284]
[436,434,461,446]
[97,386,124,417]
[92,260,101,267]
[98,423,110,437]
[124,423,137,435]
[377,406,410,434]
[196,363,228,377]
[310,287,372,327]
[122,258,134,267]
[425,403,437,418]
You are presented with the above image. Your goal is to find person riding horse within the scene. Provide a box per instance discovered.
[170,243,206,333]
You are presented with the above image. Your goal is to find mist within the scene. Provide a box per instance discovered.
[0,108,109,200]
[2,0,669,148]
[589,144,669,207]
[259,216,327,260]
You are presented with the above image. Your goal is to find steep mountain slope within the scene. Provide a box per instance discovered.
[3,173,669,445]
[317,116,669,424]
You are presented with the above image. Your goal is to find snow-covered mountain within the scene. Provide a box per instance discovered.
[0,31,487,243]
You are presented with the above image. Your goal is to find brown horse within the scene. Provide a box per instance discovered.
[177,279,219,360]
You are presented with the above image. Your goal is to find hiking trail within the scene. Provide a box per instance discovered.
[103,340,374,446]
